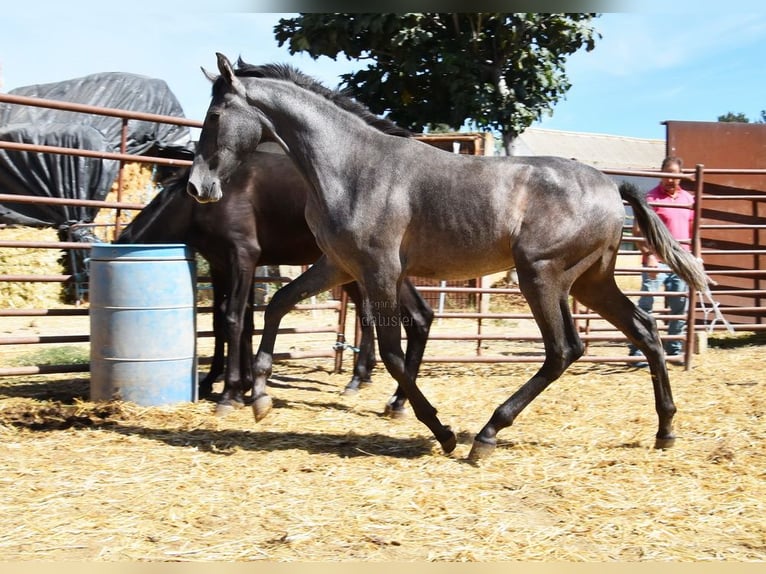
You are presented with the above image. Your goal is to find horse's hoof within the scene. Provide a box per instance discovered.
[252,394,273,422]
[467,439,496,462]
[383,404,409,419]
[215,400,244,418]
[654,435,676,449]
[341,386,359,397]
[439,430,457,454]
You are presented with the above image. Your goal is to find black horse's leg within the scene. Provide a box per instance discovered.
[341,282,377,395]
[251,256,353,421]
[217,255,258,416]
[470,261,585,461]
[571,271,675,449]
[199,266,227,399]
[364,275,456,454]
[383,278,434,419]
[240,284,256,398]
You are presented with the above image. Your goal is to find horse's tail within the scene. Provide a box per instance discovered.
[619,181,713,291]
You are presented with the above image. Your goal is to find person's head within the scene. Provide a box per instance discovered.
[660,156,683,196]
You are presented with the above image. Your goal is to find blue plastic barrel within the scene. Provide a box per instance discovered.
[89,243,197,405]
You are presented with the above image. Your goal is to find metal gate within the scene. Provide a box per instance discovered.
[1,94,765,380]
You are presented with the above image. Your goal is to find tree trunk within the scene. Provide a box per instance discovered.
[502,131,522,156]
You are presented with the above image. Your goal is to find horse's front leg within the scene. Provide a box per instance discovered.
[383,278,434,419]
[340,282,377,395]
[252,256,352,422]
[217,258,257,416]
[240,285,256,398]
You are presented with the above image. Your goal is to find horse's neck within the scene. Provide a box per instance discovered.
[123,191,191,243]
[258,83,372,204]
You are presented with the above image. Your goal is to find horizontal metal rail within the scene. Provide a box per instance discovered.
[0,193,144,211]
[0,92,203,128]
[0,141,193,167]
[0,308,89,317]
[0,350,337,378]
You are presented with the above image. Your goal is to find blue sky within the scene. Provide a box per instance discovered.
[2,2,765,141]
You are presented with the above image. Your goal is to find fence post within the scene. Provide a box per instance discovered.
[683,164,705,370]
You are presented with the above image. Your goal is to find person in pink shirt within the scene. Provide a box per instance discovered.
[629,156,695,364]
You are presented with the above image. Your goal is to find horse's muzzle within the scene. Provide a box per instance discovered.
[187,179,223,204]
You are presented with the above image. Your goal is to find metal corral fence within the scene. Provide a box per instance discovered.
[1,93,765,380]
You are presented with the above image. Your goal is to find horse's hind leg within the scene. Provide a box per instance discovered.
[571,272,675,449]
[252,256,352,421]
[383,278,434,419]
[341,282,377,395]
[470,262,585,461]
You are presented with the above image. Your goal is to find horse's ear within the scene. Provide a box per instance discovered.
[216,53,236,84]
[216,52,245,96]
[200,66,217,83]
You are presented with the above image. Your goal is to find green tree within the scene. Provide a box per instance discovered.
[718,112,750,123]
[274,13,600,155]
[717,111,766,123]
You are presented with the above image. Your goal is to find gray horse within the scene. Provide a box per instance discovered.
[188,53,710,462]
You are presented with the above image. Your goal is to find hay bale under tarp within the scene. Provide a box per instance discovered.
[0,164,162,308]
[93,162,159,237]
[0,225,64,307]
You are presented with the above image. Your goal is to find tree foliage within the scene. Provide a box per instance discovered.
[717,111,766,124]
[718,112,750,123]
[274,13,600,153]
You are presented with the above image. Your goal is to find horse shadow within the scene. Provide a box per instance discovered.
[105,425,435,459]
[0,369,357,402]
[0,376,433,459]
[0,377,91,403]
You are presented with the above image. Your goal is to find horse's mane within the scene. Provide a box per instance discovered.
[228,58,412,138]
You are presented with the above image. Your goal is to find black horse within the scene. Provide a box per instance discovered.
[188,54,712,461]
[117,151,433,415]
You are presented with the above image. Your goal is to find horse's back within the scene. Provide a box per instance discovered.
[390,145,625,279]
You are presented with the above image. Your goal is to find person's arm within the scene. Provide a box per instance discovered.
[633,218,658,268]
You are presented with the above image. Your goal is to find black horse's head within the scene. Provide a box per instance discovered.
[117,166,193,244]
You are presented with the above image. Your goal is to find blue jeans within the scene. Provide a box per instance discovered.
[631,263,688,356]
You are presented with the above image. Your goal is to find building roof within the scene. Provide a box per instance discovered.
[514,127,666,171]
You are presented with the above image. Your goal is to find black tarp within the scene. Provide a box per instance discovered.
[0,123,119,227]
[0,71,194,229]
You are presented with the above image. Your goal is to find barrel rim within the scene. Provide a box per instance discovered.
[90,243,194,261]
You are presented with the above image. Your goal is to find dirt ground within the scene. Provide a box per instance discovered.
[0,305,764,561]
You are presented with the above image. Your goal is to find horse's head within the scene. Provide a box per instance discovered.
[187,53,265,204]
[117,168,194,244]
[188,52,410,204]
